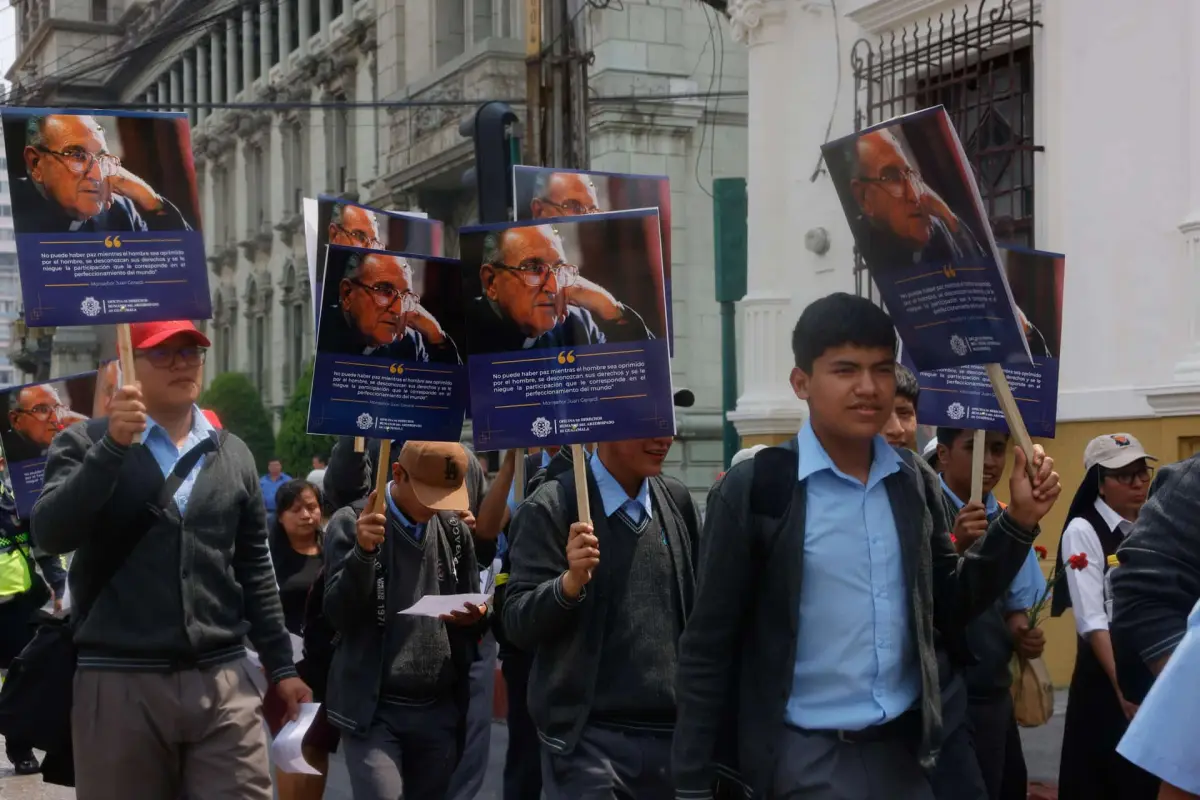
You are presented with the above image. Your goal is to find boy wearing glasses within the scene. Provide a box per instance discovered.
[32,319,311,800]
[16,113,191,234]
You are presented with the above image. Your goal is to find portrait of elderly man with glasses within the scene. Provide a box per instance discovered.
[1,383,82,463]
[465,224,653,356]
[319,248,461,364]
[845,127,985,270]
[328,203,383,250]
[13,113,192,234]
[529,171,603,218]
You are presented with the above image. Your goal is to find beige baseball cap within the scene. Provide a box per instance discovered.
[1083,433,1157,471]
[397,441,470,511]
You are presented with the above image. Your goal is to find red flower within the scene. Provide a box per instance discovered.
[1067,552,1089,570]
[1034,545,1048,560]
[949,533,958,544]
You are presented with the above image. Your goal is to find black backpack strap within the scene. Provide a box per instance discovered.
[155,430,224,509]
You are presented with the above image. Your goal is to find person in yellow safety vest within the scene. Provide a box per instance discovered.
[0,479,57,776]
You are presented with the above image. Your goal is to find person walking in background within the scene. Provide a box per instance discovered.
[933,427,1045,800]
[31,319,310,800]
[882,363,920,451]
[264,479,338,800]
[1052,433,1160,800]
[307,454,328,488]
[323,441,487,800]
[261,457,292,528]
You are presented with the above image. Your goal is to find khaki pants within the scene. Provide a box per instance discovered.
[72,659,272,800]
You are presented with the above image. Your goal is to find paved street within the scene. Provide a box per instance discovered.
[0,699,1064,799]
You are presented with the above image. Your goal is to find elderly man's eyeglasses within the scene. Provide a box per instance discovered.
[1102,465,1155,486]
[332,224,381,249]
[14,404,66,421]
[492,260,579,288]
[136,346,208,369]
[858,166,922,198]
[37,147,122,178]
[349,279,421,311]
[538,199,600,215]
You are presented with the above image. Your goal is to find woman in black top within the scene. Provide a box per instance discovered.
[267,479,336,800]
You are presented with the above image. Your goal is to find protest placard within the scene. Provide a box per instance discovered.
[307,245,466,443]
[304,195,443,326]
[822,106,1030,370]
[0,365,113,516]
[459,208,674,451]
[512,166,673,349]
[905,246,1064,438]
[1,108,209,326]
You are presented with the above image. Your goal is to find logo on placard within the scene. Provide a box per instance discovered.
[80,297,101,317]
[949,335,968,356]
[355,412,375,431]
[947,402,967,421]
[531,417,552,438]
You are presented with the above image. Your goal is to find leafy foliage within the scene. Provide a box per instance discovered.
[198,372,276,473]
[275,359,334,479]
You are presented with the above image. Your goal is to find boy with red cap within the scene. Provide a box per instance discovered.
[32,319,310,800]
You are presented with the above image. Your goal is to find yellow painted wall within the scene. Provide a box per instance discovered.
[743,414,1200,688]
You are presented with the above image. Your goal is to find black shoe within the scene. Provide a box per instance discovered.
[11,755,40,775]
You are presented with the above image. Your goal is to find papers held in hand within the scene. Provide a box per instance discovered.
[398,593,490,618]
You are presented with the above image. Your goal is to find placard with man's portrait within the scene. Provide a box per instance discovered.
[304,194,444,327]
[459,208,675,451]
[823,105,1030,370]
[0,108,210,326]
[307,245,466,442]
[0,368,106,516]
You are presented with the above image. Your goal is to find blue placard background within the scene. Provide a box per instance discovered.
[1,107,211,326]
[306,248,467,441]
[903,246,1064,438]
[822,106,1031,370]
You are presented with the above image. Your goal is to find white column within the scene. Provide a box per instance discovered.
[210,30,224,106]
[225,17,237,100]
[197,43,209,123]
[1175,1,1200,383]
[298,0,313,50]
[157,76,169,112]
[182,53,196,125]
[259,0,273,75]
[724,0,809,439]
[278,0,292,60]
[168,65,181,110]
[242,4,255,89]
[319,0,332,35]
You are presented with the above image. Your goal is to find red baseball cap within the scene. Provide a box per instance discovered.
[128,320,211,350]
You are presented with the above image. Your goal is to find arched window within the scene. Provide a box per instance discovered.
[245,275,271,395]
[279,260,309,392]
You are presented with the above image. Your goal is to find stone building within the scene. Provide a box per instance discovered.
[5,0,747,495]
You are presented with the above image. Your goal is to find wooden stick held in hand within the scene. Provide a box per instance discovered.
[116,324,140,445]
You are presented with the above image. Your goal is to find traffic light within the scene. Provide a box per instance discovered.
[459,102,520,224]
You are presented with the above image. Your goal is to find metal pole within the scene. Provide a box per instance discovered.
[524,0,542,165]
[720,301,739,467]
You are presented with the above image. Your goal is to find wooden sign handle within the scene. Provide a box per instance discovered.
[985,363,1037,479]
[116,324,140,445]
[571,444,590,525]
[512,448,527,504]
[371,439,392,515]
[354,436,366,453]
[969,429,985,504]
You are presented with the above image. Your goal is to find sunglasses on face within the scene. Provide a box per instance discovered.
[136,346,208,369]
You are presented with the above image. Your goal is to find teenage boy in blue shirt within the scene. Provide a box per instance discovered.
[673,293,1061,800]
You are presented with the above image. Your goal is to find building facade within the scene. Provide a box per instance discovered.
[729,0,1200,681]
[5,0,748,497]
[0,152,18,388]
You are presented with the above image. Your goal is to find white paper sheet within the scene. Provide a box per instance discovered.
[398,593,490,618]
[271,702,323,775]
[245,633,304,671]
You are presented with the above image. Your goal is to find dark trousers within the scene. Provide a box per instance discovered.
[342,698,460,800]
[447,632,498,800]
[967,693,1027,800]
[930,674,988,800]
[502,650,543,800]
[0,592,40,761]
[542,724,672,800]
[773,725,935,800]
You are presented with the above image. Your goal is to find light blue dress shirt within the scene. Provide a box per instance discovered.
[786,421,920,731]
[505,450,553,517]
[590,454,652,526]
[142,405,215,516]
[940,477,1044,612]
[1117,598,1200,793]
[385,481,426,542]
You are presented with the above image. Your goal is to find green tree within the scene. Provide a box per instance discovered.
[275,359,334,479]
[198,372,276,473]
